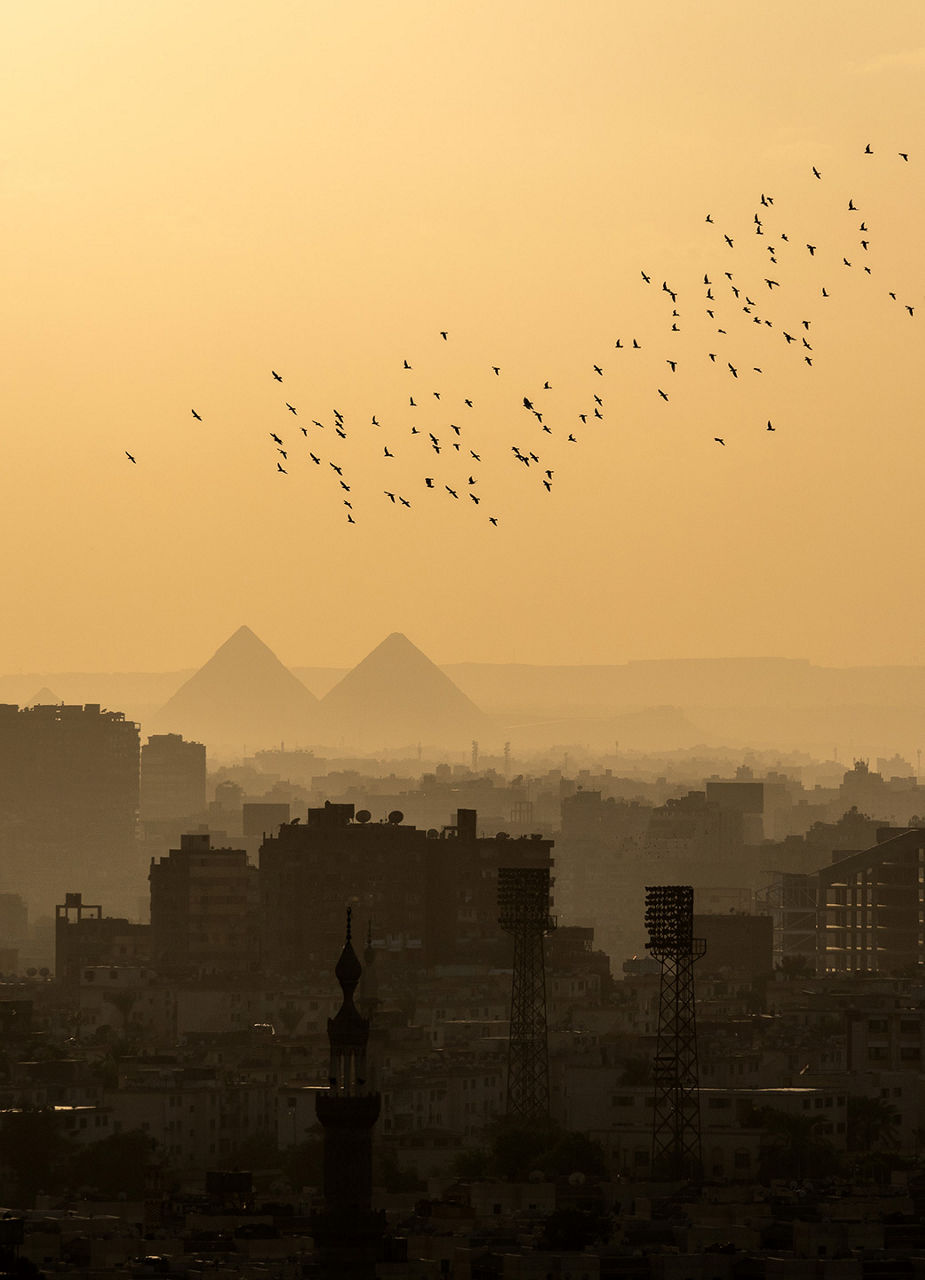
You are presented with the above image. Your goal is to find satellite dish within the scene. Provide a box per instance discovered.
[388,810,404,825]
[356,809,371,824]
[426,828,439,839]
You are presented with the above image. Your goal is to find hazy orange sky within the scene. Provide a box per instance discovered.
[3,1,924,672]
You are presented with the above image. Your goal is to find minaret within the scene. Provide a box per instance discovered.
[312,909,384,1279]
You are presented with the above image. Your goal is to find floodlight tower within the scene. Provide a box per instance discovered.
[644,885,706,1181]
[498,866,556,1121]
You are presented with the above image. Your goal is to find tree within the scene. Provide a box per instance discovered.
[755,1107,840,1182]
[538,1206,612,1252]
[847,1095,900,1153]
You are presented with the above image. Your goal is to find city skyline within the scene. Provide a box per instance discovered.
[3,2,924,673]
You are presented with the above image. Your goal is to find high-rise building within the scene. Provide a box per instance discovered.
[149,833,259,976]
[140,734,206,824]
[0,703,140,911]
[259,804,553,980]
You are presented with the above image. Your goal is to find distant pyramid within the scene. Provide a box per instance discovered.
[152,625,319,748]
[320,632,487,747]
[25,687,61,707]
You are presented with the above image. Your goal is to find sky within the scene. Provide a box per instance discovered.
[3,1,924,673]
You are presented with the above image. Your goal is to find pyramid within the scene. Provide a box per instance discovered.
[152,625,319,749]
[25,687,61,707]
[319,632,488,747]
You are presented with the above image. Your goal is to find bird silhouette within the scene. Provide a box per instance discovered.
[767,421,775,431]
[489,516,498,526]
[440,331,448,340]
[300,426,307,436]
[425,478,434,488]
[728,363,738,377]
[125,451,136,463]
[330,463,343,475]
[403,360,412,369]
[446,486,458,499]
[272,370,283,382]
[899,152,909,161]
[191,409,202,421]
[864,143,873,154]
[385,491,395,503]
[714,437,725,446]
[658,389,669,401]
[309,453,320,464]
[277,462,286,473]
[286,403,297,415]
[492,366,500,375]
[399,496,411,507]
[641,270,651,282]
[270,433,283,444]
[384,446,393,458]
[812,166,821,178]
[464,399,473,407]
[347,513,355,523]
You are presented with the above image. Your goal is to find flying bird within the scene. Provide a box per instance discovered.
[657,389,669,401]
[277,462,286,473]
[286,403,297,415]
[812,166,821,178]
[384,446,393,457]
[403,359,412,369]
[464,399,473,407]
[125,451,136,463]
[864,143,873,154]
[446,486,458,499]
[191,409,202,421]
[272,370,283,382]
[492,366,500,375]
[714,437,725,446]
[385,491,396,503]
[641,270,651,283]
[440,331,448,340]
[270,432,283,444]
[489,516,498,526]
[767,421,775,431]
[728,363,738,377]
[309,453,320,464]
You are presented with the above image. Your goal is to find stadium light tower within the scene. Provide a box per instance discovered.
[498,866,555,1121]
[645,884,706,1181]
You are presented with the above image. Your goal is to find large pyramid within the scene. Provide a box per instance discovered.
[319,632,488,747]
[152,626,320,749]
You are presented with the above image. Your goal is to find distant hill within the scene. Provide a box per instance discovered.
[318,632,488,748]
[151,625,319,749]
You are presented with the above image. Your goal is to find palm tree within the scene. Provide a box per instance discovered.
[847,1095,900,1153]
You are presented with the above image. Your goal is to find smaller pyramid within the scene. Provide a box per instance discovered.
[25,687,61,707]
[153,625,319,748]
[319,632,487,747]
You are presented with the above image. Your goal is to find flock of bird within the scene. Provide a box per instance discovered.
[126,143,919,528]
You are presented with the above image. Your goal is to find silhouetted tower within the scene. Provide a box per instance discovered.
[498,866,555,1121]
[312,909,384,1279]
[645,885,706,1181]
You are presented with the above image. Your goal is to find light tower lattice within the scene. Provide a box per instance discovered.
[498,866,555,1122]
[645,884,706,1181]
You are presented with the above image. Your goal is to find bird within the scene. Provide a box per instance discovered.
[843,258,851,267]
[543,380,551,390]
[641,270,651,283]
[344,500,352,509]
[615,339,623,348]
[446,486,458,499]
[464,399,473,407]
[907,305,915,316]
[489,516,498,526]
[470,451,481,461]
[425,478,434,488]
[705,214,713,223]
[767,421,775,431]
[312,420,324,429]
[399,497,411,507]
[632,338,641,349]
[657,389,669,401]
[384,446,393,458]
[724,234,734,247]
[848,199,857,211]
[728,363,738,377]
[523,397,534,410]
[714,437,725,446]
[335,427,346,439]
[340,480,350,491]
[385,491,396,503]
[191,409,202,421]
[403,359,412,369]
[708,353,716,362]
[667,359,678,372]
[270,432,283,444]
[822,287,829,297]
[812,166,821,178]
[277,462,286,473]
[470,493,480,504]
[805,356,813,366]
[451,424,461,435]
[492,366,500,376]
[300,426,307,436]
[765,279,779,289]
[899,152,909,161]
[330,463,343,475]
[277,448,287,459]
[347,513,355,524]
[409,397,416,407]
[125,451,136,463]
[865,143,873,154]
[593,394,602,406]
[286,403,297,415]
[309,453,320,464]
[543,480,551,492]
[272,370,283,382]
[433,391,440,399]
[568,434,577,442]
[440,331,448,340]
[671,323,680,332]
[371,415,379,426]
[579,414,587,423]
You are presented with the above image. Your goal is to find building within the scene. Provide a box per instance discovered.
[0,702,140,911]
[139,734,206,824]
[149,833,259,976]
[259,804,553,980]
[817,827,925,975]
[55,893,150,985]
